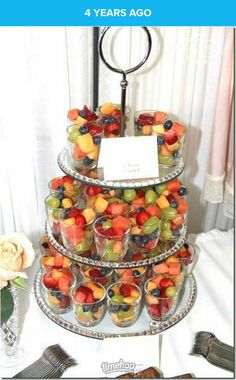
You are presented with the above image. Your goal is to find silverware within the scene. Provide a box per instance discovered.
[13,344,77,378]
[191,331,234,372]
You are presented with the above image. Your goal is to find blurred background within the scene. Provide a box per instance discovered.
[0,27,234,245]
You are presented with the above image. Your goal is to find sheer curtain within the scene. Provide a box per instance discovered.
[0,27,234,245]
[99,27,234,233]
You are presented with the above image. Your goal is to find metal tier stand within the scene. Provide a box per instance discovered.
[98,27,152,136]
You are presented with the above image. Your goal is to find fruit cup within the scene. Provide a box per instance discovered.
[152,256,185,290]
[39,235,59,256]
[174,243,198,274]
[97,102,130,138]
[42,268,75,314]
[48,175,82,197]
[59,207,96,255]
[40,252,71,272]
[45,191,79,234]
[160,206,188,241]
[134,110,168,136]
[84,186,125,216]
[115,266,147,288]
[67,105,98,126]
[93,215,131,262]
[129,208,161,253]
[107,282,141,327]
[81,265,113,288]
[144,276,180,322]
[67,121,103,171]
[73,281,106,327]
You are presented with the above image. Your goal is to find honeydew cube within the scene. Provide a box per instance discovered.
[152,124,165,134]
[77,133,95,154]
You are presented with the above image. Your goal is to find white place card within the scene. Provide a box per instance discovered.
[98,136,159,181]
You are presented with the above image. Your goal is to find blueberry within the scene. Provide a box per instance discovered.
[41,242,49,249]
[56,185,65,192]
[82,304,91,312]
[173,150,180,159]
[184,243,189,249]
[55,292,63,301]
[133,270,140,278]
[83,157,93,166]
[102,188,110,194]
[151,288,160,297]
[79,125,89,134]
[51,288,58,297]
[79,111,86,118]
[110,304,120,313]
[148,230,158,240]
[57,192,64,201]
[102,117,112,125]
[121,304,130,312]
[136,124,143,131]
[100,268,108,276]
[173,228,181,237]
[170,200,178,208]
[157,136,165,145]
[136,207,145,213]
[132,235,142,244]
[142,236,149,245]
[178,186,188,196]
[93,136,101,145]
[164,120,173,130]
[91,304,99,313]
[108,289,114,298]
[63,208,71,218]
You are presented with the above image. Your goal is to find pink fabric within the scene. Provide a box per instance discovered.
[208,28,234,182]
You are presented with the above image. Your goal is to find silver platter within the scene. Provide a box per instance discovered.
[46,221,187,269]
[34,270,197,340]
[58,148,185,189]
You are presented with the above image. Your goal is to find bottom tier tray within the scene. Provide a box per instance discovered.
[34,270,197,339]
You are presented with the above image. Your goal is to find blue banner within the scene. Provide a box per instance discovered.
[0,0,235,25]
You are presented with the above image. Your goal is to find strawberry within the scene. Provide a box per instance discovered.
[74,286,88,302]
[138,113,155,126]
[112,226,125,237]
[62,176,74,184]
[149,304,160,317]
[68,208,81,218]
[88,125,103,136]
[43,274,58,289]
[86,186,95,196]
[136,190,146,197]
[136,211,150,226]
[164,130,178,145]
[175,248,192,265]
[112,108,121,121]
[93,186,103,195]
[89,268,102,279]
[159,278,175,288]
[120,284,133,297]
[62,268,74,283]
[60,296,71,309]
[166,179,182,192]
[86,292,95,303]
[103,228,115,238]
[75,214,86,226]
[106,123,120,134]
[132,253,143,261]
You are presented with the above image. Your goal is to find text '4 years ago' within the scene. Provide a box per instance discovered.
[84,9,152,17]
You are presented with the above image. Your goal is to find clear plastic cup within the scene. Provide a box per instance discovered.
[97,103,130,138]
[81,265,113,288]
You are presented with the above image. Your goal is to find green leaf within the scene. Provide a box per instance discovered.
[0,287,14,326]
[11,277,28,290]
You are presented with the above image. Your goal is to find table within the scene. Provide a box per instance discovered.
[1,229,234,379]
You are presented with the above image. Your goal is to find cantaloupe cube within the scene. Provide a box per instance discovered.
[154,263,169,274]
[160,144,172,156]
[77,133,95,154]
[147,280,157,292]
[172,122,186,137]
[168,262,181,276]
[93,287,105,300]
[142,125,152,135]
[152,274,163,287]
[166,256,179,265]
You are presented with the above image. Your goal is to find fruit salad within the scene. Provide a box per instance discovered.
[115,266,147,287]
[144,275,180,321]
[45,191,79,234]
[129,208,161,252]
[48,176,81,197]
[174,243,196,274]
[81,265,113,288]
[40,252,71,272]
[67,105,98,125]
[59,207,96,254]
[107,282,141,327]
[42,268,75,314]
[152,256,185,289]
[134,110,186,166]
[97,103,130,138]
[73,281,106,326]
[67,121,103,171]
[93,215,131,262]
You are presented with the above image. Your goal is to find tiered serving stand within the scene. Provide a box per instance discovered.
[34,27,197,339]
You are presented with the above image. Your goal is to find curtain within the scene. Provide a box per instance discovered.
[99,27,234,233]
[0,27,234,245]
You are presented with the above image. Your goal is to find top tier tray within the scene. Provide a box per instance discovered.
[58,148,185,189]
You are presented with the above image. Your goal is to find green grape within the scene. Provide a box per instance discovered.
[108,197,123,204]
[145,189,158,205]
[161,207,177,220]
[155,184,166,195]
[161,229,173,241]
[52,209,62,220]
[75,238,91,252]
[161,219,171,231]
[142,216,160,235]
[158,154,174,165]
[47,197,60,209]
[166,286,177,297]
[111,295,124,303]
[117,309,133,319]
[68,128,80,143]
[123,189,137,202]
[102,220,112,230]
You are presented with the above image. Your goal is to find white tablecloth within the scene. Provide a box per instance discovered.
[1,229,234,379]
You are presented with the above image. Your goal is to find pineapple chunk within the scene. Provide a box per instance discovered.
[77,133,95,154]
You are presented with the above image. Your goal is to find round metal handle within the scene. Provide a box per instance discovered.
[98,27,152,76]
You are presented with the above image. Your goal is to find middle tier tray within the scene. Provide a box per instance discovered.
[34,270,197,340]
[58,148,185,189]
[46,221,187,268]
